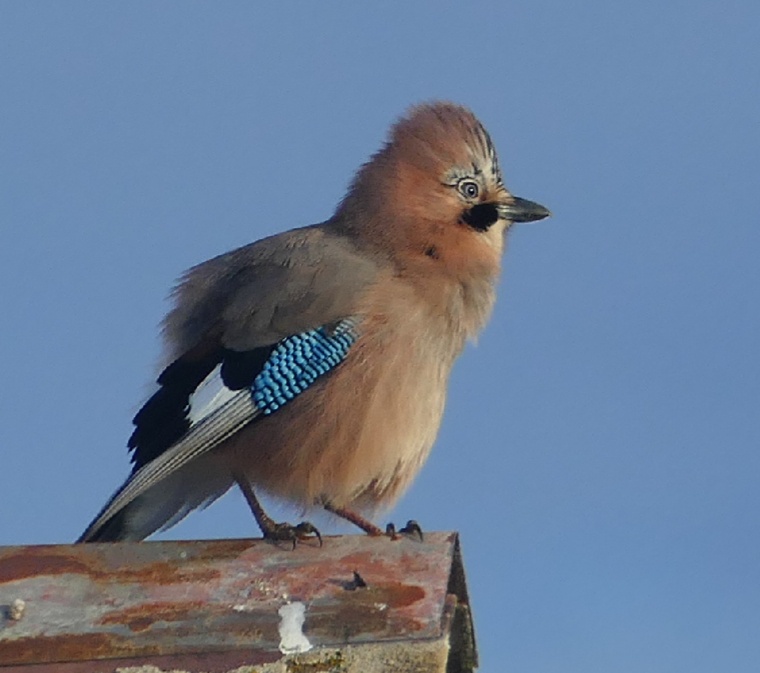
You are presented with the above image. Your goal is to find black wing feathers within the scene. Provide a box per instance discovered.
[127,340,279,473]
[220,345,276,390]
[128,347,222,472]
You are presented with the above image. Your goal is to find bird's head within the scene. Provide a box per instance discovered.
[338,101,550,274]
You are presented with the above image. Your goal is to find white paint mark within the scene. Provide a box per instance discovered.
[278,601,312,654]
[9,599,25,621]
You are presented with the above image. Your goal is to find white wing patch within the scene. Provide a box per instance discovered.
[188,364,239,425]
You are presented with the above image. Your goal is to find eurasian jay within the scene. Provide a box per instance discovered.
[78,101,550,544]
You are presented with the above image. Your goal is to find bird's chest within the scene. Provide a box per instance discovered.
[317,313,454,503]
[344,282,469,449]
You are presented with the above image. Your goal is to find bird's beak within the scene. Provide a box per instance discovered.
[497,197,551,223]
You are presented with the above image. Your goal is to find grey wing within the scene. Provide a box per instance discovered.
[164,223,380,357]
[78,224,378,542]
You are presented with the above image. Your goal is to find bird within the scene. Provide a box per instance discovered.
[78,101,550,544]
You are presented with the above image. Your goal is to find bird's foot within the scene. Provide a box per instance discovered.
[385,520,424,541]
[323,501,423,541]
[235,474,321,549]
[263,520,322,549]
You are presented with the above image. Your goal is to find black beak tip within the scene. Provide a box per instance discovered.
[527,204,552,222]
[510,197,551,223]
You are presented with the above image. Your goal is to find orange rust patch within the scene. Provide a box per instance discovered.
[305,581,426,642]
[0,549,225,585]
[117,560,221,585]
[99,601,206,631]
[0,552,92,582]
[371,582,425,608]
[0,632,140,665]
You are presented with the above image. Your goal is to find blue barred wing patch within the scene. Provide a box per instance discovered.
[251,318,359,414]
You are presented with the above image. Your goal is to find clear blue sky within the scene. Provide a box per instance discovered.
[2,2,758,671]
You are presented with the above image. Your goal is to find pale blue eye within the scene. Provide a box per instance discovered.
[458,180,479,199]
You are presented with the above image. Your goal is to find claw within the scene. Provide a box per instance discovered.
[399,519,423,541]
[293,521,323,547]
[385,520,423,541]
[265,520,322,549]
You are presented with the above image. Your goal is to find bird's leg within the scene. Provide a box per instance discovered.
[323,501,385,536]
[234,473,321,548]
[322,502,423,541]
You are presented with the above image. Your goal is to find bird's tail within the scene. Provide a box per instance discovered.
[78,455,234,542]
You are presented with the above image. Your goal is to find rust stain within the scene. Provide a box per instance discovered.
[304,582,426,643]
[117,560,220,585]
[0,550,226,585]
[307,603,423,643]
[1,647,281,672]
[99,601,204,632]
[0,632,135,664]
[366,582,425,609]
[0,553,92,583]
[97,601,276,641]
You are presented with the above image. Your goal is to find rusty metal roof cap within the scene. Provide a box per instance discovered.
[0,532,477,672]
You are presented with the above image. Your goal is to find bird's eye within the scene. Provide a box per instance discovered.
[458,180,480,200]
